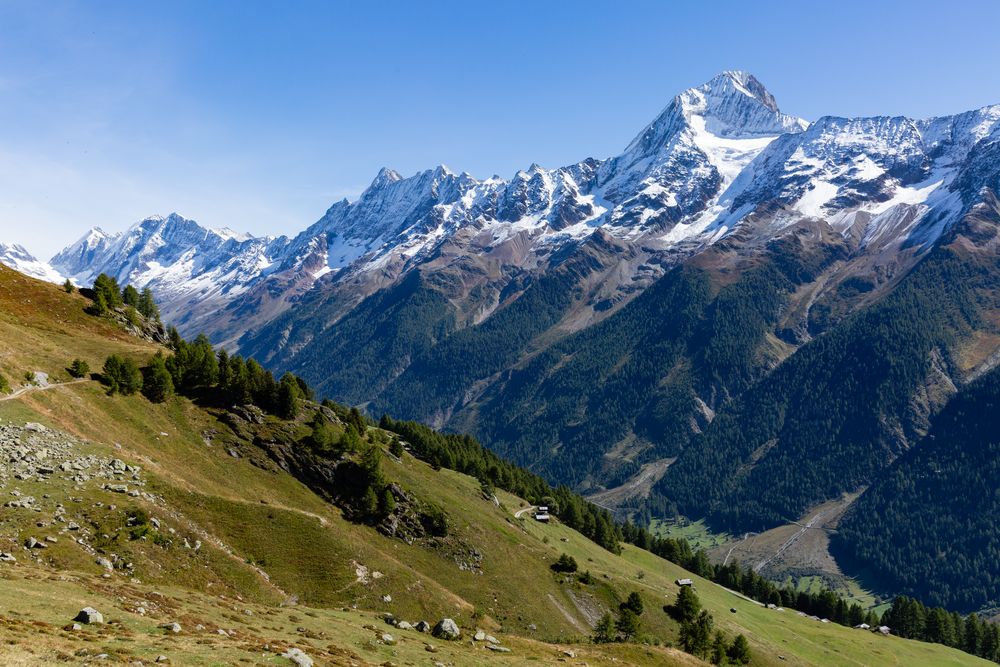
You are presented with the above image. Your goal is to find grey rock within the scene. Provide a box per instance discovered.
[414,620,431,633]
[486,644,511,653]
[432,618,461,640]
[281,647,313,667]
[474,630,486,641]
[74,607,104,624]
[159,622,182,634]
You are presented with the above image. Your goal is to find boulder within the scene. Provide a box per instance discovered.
[432,618,461,640]
[74,607,104,624]
[25,537,47,549]
[486,644,512,653]
[380,633,396,645]
[414,620,431,633]
[0,552,15,562]
[281,647,313,667]
[395,621,413,630]
[474,630,486,641]
[159,622,182,634]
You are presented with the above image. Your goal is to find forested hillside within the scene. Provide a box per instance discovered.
[833,363,1000,612]
[657,232,991,531]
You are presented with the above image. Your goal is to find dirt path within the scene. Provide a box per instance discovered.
[514,505,536,519]
[0,378,90,402]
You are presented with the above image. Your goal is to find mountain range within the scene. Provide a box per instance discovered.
[4,70,1000,611]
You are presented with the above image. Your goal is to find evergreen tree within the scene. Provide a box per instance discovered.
[389,437,404,458]
[379,487,396,517]
[68,359,90,378]
[309,412,339,454]
[710,631,728,665]
[680,610,714,658]
[674,585,701,622]
[620,591,644,616]
[122,284,140,307]
[727,634,751,665]
[92,274,123,309]
[615,608,640,641]
[138,287,160,321]
[360,486,379,518]
[551,553,578,573]
[142,353,175,403]
[593,613,615,643]
[62,279,74,294]
[102,354,143,395]
[277,372,301,419]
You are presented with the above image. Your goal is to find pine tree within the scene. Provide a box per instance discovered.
[360,486,379,518]
[615,608,640,641]
[379,487,396,517]
[142,353,175,403]
[138,287,160,321]
[710,631,728,665]
[727,634,751,665]
[277,372,301,419]
[102,354,143,395]
[389,437,404,458]
[122,284,140,307]
[593,613,615,643]
[680,610,714,657]
[675,585,701,622]
[620,591,643,616]
[62,279,74,294]
[68,359,90,379]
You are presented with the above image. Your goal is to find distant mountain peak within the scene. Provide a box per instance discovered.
[0,241,65,283]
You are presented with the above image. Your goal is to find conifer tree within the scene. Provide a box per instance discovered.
[142,353,175,403]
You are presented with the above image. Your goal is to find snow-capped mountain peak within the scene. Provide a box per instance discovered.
[0,242,65,283]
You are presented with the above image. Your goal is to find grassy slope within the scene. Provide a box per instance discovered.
[0,265,988,666]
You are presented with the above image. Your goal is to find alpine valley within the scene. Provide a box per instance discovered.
[7,71,1000,620]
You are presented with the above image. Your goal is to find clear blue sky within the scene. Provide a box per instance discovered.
[2,0,1000,257]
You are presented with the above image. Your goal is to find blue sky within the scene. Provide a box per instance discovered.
[2,0,1000,257]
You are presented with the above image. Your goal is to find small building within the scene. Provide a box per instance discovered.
[675,578,693,587]
[534,507,550,523]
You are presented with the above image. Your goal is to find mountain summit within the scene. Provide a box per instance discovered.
[32,72,1000,350]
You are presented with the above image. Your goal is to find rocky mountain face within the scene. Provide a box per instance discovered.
[35,72,1000,541]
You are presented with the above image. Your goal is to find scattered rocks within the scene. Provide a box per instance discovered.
[432,618,461,640]
[24,536,47,549]
[74,607,104,624]
[96,557,114,571]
